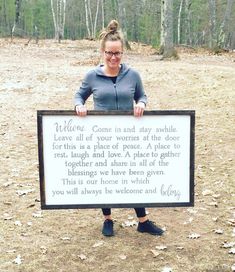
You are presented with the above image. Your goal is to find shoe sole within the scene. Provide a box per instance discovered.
[137,229,164,236]
[102,232,114,237]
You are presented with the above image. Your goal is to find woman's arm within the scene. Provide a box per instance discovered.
[133,70,147,117]
[74,72,93,116]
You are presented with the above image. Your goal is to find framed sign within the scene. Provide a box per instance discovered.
[37,110,195,209]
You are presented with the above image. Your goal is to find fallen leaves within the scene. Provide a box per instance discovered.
[60,236,71,241]
[213,229,224,234]
[150,245,168,258]
[92,241,104,248]
[6,249,16,254]
[207,201,218,207]
[3,181,14,188]
[155,245,167,251]
[14,220,22,227]
[78,254,87,260]
[151,249,161,258]
[183,217,194,225]
[188,233,201,239]
[176,246,184,250]
[229,248,235,254]
[228,218,235,227]
[3,213,13,220]
[16,189,35,197]
[12,255,23,265]
[202,189,214,196]
[221,242,235,248]
[186,208,198,215]
[221,240,235,256]
[161,267,172,272]
[121,220,138,227]
[3,201,13,206]
[32,211,43,218]
[40,246,47,255]
[119,254,127,260]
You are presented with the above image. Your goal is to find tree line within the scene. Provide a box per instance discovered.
[0,0,234,50]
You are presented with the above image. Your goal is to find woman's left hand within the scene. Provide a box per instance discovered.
[134,102,146,117]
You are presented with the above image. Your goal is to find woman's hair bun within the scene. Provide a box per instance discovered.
[107,20,119,33]
[99,19,123,49]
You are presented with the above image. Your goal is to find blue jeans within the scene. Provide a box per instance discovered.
[102,208,146,218]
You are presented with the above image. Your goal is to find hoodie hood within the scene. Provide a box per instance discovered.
[94,63,130,80]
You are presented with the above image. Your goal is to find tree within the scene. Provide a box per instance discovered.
[84,0,100,39]
[185,0,192,45]
[15,0,21,25]
[208,0,217,49]
[132,1,142,42]
[117,0,131,49]
[84,0,91,37]
[218,0,234,49]
[177,0,184,45]
[101,0,104,29]
[160,0,165,52]
[11,0,22,39]
[51,0,67,42]
[2,0,7,32]
[160,0,178,59]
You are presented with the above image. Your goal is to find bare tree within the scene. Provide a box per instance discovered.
[3,0,7,28]
[117,0,131,49]
[208,0,217,49]
[51,0,67,43]
[84,0,100,39]
[185,0,192,45]
[15,0,21,25]
[177,0,184,45]
[84,0,91,37]
[218,0,234,49]
[160,0,177,59]
[93,0,100,38]
[160,0,165,51]
[132,1,143,42]
[101,0,105,29]
[11,0,22,39]
[231,31,235,49]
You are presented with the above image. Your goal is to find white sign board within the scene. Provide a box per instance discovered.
[37,111,195,209]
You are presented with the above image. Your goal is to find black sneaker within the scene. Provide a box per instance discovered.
[137,220,164,236]
[102,219,114,236]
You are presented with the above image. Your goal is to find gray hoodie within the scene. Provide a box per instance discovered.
[74,63,147,110]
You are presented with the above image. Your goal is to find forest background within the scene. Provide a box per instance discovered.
[0,0,235,51]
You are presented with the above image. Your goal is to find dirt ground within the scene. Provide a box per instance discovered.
[0,38,235,272]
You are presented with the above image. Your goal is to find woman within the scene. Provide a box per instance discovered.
[75,20,164,237]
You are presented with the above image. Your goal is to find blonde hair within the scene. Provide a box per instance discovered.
[99,20,124,50]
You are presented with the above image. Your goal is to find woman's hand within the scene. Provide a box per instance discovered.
[134,102,145,117]
[75,105,87,117]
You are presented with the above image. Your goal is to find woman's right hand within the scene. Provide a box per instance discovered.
[75,105,87,117]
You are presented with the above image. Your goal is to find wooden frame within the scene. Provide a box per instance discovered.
[37,110,195,209]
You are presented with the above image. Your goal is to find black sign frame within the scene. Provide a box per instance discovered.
[37,110,195,210]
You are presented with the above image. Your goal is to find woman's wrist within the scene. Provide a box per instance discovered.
[136,101,146,108]
[75,104,87,116]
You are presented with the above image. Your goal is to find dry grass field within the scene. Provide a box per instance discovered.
[0,38,235,272]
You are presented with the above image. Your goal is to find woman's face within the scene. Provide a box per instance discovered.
[103,40,123,71]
